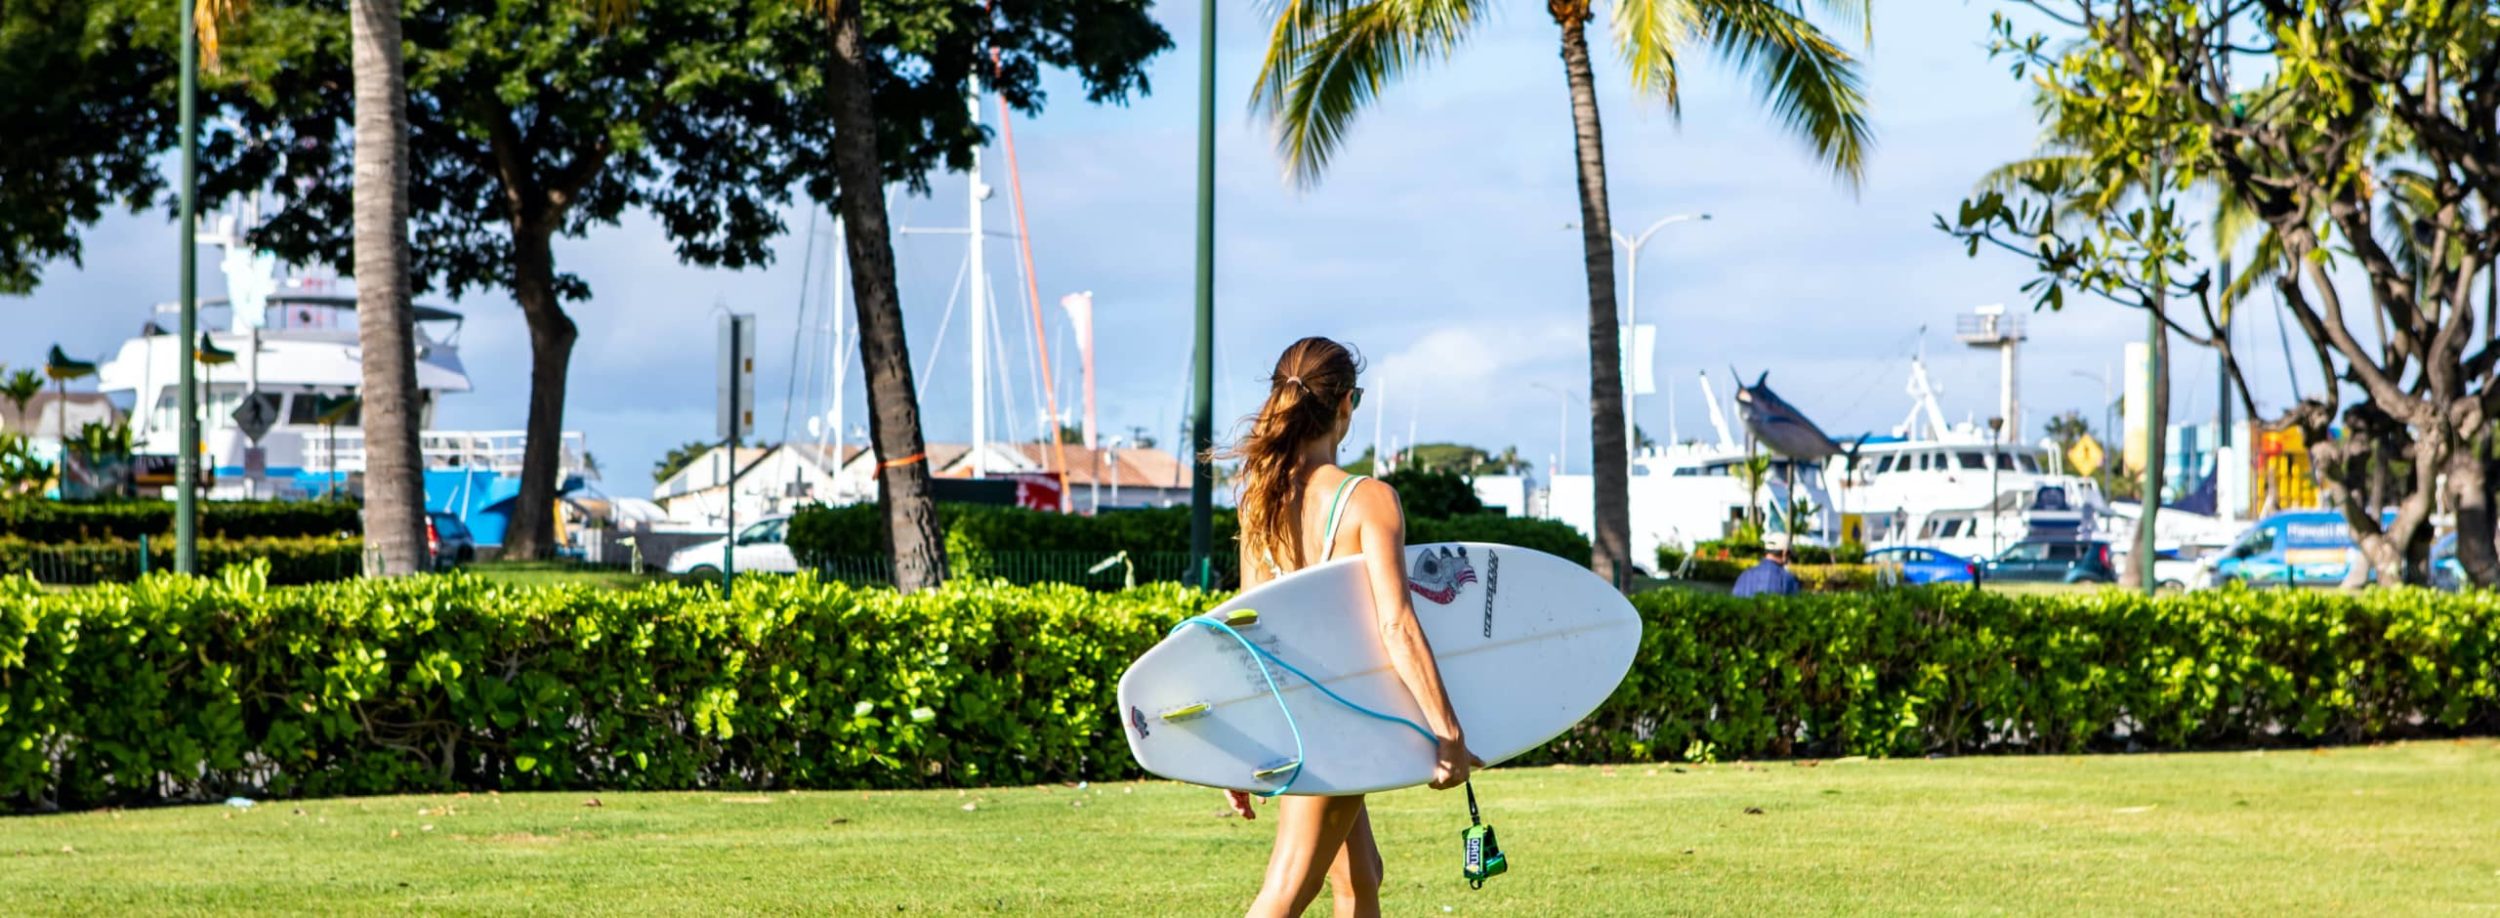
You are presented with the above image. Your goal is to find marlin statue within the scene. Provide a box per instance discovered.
[1731,368,1841,461]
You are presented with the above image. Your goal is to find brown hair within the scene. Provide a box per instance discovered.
[1220,337,1362,571]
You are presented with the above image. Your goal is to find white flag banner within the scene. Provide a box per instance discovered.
[1619,324,1658,396]
[1060,291,1095,360]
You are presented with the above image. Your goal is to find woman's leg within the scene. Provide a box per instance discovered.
[1325,803,1384,917]
[1247,794,1367,918]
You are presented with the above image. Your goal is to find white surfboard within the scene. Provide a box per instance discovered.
[1117,542,1639,795]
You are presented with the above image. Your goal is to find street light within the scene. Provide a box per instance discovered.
[1614,213,1710,460]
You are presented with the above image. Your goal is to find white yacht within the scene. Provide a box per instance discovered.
[1833,356,2112,560]
[90,213,592,546]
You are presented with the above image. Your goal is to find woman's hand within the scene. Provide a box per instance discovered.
[1225,789,1258,819]
[1430,736,1485,790]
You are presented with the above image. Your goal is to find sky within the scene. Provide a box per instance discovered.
[4,1,2323,497]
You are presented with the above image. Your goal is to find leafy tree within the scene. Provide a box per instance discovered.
[801,0,1166,589]
[652,440,713,484]
[0,0,173,295]
[1256,0,1874,591]
[2043,410,2091,451]
[214,0,828,560]
[1380,466,1483,520]
[1955,1,2500,586]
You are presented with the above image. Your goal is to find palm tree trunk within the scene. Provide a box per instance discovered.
[827,0,947,590]
[351,0,427,576]
[495,226,576,561]
[1552,3,1631,591]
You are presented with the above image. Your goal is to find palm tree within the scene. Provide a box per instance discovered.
[820,0,949,590]
[1257,0,1873,590]
[350,0,429,575]
[0,369,41,428]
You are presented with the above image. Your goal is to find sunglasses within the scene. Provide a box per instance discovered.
[1349,387,1365,410]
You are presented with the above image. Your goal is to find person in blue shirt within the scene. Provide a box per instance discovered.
[1731,532,1803,598]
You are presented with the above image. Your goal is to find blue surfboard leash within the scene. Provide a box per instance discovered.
[1168,613,1436,797]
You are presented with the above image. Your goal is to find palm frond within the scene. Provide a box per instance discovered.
[1609,0,1702,109]
[2218,226,2288,315]
[1690,0,1874,186]
[1252,0,1486,187]
[1974,153,2085,196]
[2212,181,2262,255]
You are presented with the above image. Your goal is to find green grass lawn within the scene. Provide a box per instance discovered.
[5,741,2496,915]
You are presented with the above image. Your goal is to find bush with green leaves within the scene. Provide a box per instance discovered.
[6,569,2498,810]
[1378,467,1484,519]
[0,499,361,542]
[0,536,362,584]
[0,565,1219,810]
[788,503,1590,588]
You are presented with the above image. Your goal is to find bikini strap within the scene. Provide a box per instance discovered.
[1319,474,1367,562]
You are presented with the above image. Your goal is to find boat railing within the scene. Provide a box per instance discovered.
[306,429,591,476]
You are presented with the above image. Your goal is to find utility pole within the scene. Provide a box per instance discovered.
[175,0,201,573]
[1186,0,1217,589]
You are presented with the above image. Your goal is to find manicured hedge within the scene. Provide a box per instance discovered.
[790,503,1591,588]
[1586,586,2500,763]
[0,536,364,585]
[0,500,361,542]
[5,570,2497,810]
[0,567,1210,810]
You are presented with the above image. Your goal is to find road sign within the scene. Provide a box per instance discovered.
[718,313,757,440]
[2068,433,2107,475]
[232,394,278,443]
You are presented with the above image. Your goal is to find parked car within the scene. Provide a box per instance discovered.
[2210,511,2364,588]
[666,515,798,578]
[1983,539,2117,584]
[1865,546,1980,585]
[425,512,476,571]
[2431,532,2464,592]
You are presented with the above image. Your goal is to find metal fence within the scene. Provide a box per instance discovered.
[6,542,365,586]
[809,551,1218,590]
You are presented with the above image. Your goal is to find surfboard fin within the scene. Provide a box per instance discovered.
[1252,758,1302,781]
[1158,702,1211,722]
[1222,608,1260,627]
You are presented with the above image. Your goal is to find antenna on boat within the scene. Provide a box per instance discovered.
[1696,370,1737,451]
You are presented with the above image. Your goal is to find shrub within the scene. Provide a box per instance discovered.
[788,503,1590,587]
[1378,467,1484,519]
[0,500,361,542]
[0,536,363,585]
[5,572,2497,811]
[0,567,1211,810]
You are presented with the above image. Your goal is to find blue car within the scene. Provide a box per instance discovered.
[1866,546,1980,585]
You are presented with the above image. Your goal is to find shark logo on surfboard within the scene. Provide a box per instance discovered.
[1408,546,1479,605]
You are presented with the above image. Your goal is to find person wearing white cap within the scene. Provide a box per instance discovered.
[1732,532,1802,598]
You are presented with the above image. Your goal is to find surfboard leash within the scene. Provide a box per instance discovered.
[1172,612,1507,890]
[1461,779,1507,888]
[1168,613,1436,797]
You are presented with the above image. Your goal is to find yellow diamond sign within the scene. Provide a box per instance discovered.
[2068,433,2107,475]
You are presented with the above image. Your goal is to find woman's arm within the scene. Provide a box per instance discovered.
[1350,479,1478,790]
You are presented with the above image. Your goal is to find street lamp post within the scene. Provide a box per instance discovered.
[1613,212,1710,460]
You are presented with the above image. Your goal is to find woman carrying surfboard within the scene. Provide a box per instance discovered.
[1216,337,1481,918]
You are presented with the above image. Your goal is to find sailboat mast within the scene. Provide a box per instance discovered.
[967,74,989,477]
